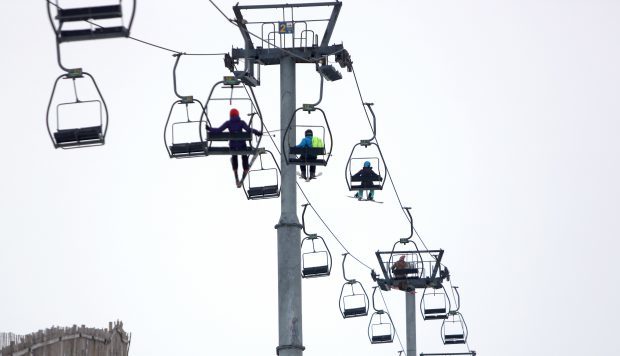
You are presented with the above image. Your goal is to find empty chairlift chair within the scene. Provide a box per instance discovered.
[164,54,208,158]
[368,287,394,344]
[300,204,332,278]
[421,287,450,320]
[340,281,369,318]
[339,253,369,318]
[202,76,263,156]
[301,235,331,278]
[47,0,136,43]
[345,103,386,192]
[301,239,331,278]
[441,311,469,345]
[164,98,207,158]
[243,150,281,199]
[46,69,108,149]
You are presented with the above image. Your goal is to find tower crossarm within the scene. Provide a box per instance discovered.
[231,44,345,65]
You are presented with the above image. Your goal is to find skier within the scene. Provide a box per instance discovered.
[391,255,409,291]
[207,108,262,187]
[352,161,382,200]
[296,129,323,180]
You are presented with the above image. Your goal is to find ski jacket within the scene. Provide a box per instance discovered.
[297,136,324,148]
[208,115,261,149]
[391,259,408,278]
[297,136,313,148]
[352,167,382,182]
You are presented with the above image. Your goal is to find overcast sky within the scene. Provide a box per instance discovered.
[1,1,619,355]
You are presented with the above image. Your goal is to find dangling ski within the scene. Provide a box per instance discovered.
[297,172,322,182]
[347,195,384,204]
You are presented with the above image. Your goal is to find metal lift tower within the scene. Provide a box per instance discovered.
[407,292,417,356]
[228,2,351,355]
[374,244,449,355]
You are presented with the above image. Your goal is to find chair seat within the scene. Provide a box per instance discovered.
[169,142,207,157]
[247,185,279,198]
[444,334,465,344]
[57,5,123,22]
[392,267,418,276]
[289,147,325,156]
[288,158,327,166]
[423,307,448,320]
[351,175,382,182]
[350,183,383,190]
[54,126,102,145]
[302,265,329,276]
[207,146,257,155]
[208,132,252,141]
[371,335,393,343]
[343,307,367,317]
[59,26,128,42]
[424,315,448,320]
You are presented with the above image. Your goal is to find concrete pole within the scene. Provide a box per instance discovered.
[406,292,417,356]
[275,55,303,356]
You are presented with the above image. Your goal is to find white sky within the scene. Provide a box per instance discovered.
[1,1,619,355]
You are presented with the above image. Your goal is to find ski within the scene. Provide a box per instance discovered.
[297,172,322,182]
[347,195,384,203]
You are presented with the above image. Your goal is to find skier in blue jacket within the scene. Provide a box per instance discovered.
[352,160,381,200]
[296,129,319,180]
[207,108,262,187]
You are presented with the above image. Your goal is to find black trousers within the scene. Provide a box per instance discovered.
[299,155,317,176]
[231,155,249,171]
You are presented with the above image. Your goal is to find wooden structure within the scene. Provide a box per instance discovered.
[0,321,130,356]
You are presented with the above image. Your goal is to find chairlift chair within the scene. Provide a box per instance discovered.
[339,253,369,318]
[46,69,108,149]
[375,248,447,292]
[47,0,136,43]
[340,281,369,318]
[283,114,332,166]
[373,208,449,291]
[368,311,394,344]
[347,157,384,191]
[282,73,333,167]
[441,312,468,345]
[301,235,332,278]
[164,98,207,158]
[345,103,387,191]
[300,204,332,278]
[420,287,451,320]
[368,287,394,344]
[243,150,281,199]
[202,76,263,156]
[163,54,208,158]
[384,208,425,290]
[317,64,342,81]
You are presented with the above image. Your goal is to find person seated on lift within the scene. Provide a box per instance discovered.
[391,255,409,291]
[207,108,262,187]
[296,129,323,180]
[352,160,381,201]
